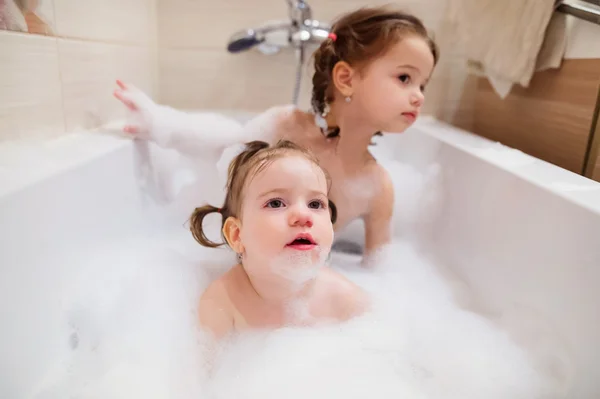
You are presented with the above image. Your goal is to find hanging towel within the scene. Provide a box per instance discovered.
[446,0,567,98]
[0,0,28,32]
[0,0,53,35]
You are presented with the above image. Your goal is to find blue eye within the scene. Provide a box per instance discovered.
[266,199,285,208]
[308,200,326,209]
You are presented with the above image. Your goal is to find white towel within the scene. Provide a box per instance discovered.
[0,0,53,35]
[0,0,28,32]
[446,0,567,98]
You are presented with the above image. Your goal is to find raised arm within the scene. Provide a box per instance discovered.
[113,80,292,158]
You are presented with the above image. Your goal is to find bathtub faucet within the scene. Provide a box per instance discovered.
[226,0,330,54]
[226,0,330,105]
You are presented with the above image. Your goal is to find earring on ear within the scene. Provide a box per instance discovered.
[345,96,352,103]
[237,252,243,262]
[321,102,330,117]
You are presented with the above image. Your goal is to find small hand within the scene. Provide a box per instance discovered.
[113,79,156,138]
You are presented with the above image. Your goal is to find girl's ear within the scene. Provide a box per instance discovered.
[331,61,356,97]
[222,217,244,254]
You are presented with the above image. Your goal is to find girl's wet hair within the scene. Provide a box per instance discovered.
[190,140,337,248]
[311,6,439,140]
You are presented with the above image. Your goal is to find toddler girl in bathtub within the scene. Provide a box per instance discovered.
[113,6,438,264]
[190,139,369,338]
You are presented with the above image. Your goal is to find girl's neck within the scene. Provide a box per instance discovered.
[325,102,377,162]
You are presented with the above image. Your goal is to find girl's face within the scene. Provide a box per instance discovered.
[226,155,334,284]
[351,35,435,133]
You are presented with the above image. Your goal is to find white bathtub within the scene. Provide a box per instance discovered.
[1,114,599,398]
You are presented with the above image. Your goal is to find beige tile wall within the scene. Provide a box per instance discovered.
[0,0,157,142]
[156,0,474,128]
[0,0,473,142]
[0,32,64,140]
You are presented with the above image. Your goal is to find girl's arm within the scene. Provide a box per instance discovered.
[113,80,292,158]
[362,167,394,263]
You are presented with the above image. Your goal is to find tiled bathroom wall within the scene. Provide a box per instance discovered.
[156,0,475,128]
[0,0,475,142]
[0,0,157,141]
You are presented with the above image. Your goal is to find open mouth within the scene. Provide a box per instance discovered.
[286,234,317,250]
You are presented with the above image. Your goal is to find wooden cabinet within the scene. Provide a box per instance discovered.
[469,59,600,177]
[588,105,600,181]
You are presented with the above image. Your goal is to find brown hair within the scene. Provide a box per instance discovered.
[311,6,439,119]
[189,139,337,248]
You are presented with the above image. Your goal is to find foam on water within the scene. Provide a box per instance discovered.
[26,124,572,399]
[28,228,570,399]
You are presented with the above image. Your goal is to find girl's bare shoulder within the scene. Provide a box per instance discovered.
[197,264,247,337]
[319,267,370,320]
[244,106,321,144]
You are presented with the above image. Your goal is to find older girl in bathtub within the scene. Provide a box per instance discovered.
[189,139,368,338]
[113,6,438,263]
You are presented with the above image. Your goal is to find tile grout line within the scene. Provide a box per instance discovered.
[0,27,150,48]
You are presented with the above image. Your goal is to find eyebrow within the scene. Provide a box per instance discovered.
[258,189,285,199]
[257,188,327,199]
[397,64,420,71]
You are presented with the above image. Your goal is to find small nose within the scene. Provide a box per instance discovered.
[289,205,313,228]
[410,88,424,107]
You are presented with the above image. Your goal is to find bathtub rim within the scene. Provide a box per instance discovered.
[0,114,598,216]
[413,116,600,216]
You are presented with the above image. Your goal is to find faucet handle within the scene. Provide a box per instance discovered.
[287,0,312,26]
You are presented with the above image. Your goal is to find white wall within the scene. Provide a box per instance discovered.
[565,15,600,59]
